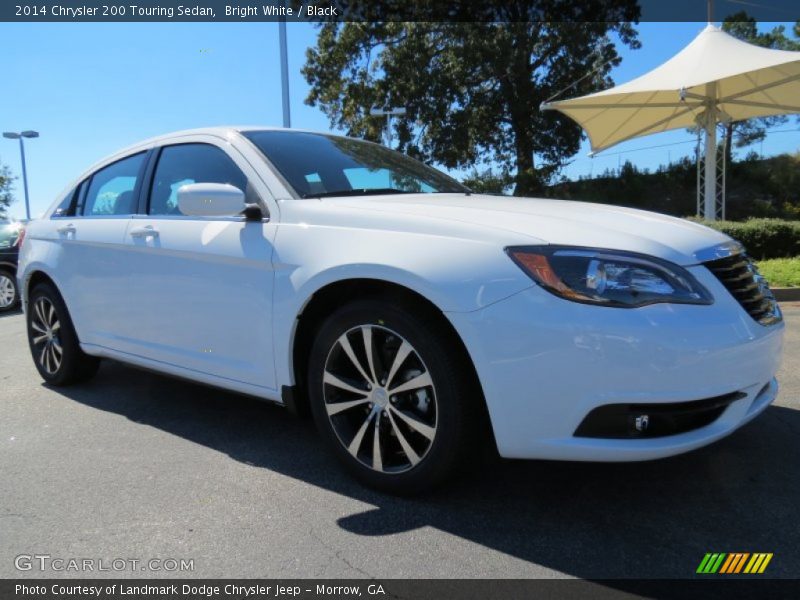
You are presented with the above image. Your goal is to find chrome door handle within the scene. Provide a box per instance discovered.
[129,225,159,238]
[56,223,76,234]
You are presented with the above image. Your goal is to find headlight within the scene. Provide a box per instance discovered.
[506,246,713,308]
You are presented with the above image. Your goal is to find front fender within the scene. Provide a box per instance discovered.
[271,263,457,390]
[268,213,534,389]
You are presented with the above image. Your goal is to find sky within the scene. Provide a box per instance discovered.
[1,20,798,219]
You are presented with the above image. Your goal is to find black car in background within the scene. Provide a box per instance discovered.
[0,218,24,312]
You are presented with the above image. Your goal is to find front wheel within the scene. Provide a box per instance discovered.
[0,269,19,312]
[27,283,100,386]
[308,299,483,494]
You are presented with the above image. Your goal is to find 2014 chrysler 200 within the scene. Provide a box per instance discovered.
[18,128,784,493]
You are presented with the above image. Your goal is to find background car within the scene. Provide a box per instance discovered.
[0,217,24,312]
[16,127,784,493]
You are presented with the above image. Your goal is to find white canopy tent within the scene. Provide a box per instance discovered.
[541,24,800,220]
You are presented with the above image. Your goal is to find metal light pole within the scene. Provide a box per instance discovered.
[3,130,39,221]
[369,107,407,147]
[278,13,291,128]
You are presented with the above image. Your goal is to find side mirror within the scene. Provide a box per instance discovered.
[177,183,246,217]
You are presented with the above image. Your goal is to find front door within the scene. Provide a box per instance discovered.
[118,140,278,390]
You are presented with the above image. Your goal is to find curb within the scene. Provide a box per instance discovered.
[773,287,800,302]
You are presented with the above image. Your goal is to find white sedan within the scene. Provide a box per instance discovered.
[18,127,784,493]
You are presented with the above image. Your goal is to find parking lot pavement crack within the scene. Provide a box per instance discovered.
[0,513,34,520]
[308,526,377,579]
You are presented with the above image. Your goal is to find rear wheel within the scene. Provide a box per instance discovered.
[0,269,18,312]
[27,283,100,386]
[308,299,483,494]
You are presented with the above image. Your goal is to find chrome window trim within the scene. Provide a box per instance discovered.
[66,214,136,220]
[130,213,269,223]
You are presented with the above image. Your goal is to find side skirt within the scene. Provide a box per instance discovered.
[80,342,285,406]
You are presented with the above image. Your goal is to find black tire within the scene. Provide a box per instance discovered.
[27,283,100,386]
[0,268,19,313]
[308,298,484,494]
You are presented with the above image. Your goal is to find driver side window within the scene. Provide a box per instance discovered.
[83,153,146,216]
[148,143,254,216]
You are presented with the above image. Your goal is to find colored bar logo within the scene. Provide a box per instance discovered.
[697,553,773,574]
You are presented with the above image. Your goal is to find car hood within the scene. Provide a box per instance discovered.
[332,193,731,266]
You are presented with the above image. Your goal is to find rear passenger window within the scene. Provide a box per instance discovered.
[83,153,146,216]
[52,186,78,218]
[148,144,253,216]
[52,180,87,218]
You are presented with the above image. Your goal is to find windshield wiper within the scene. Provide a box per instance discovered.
[301,188,419,199]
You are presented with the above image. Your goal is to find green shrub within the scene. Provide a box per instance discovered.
[688,218,800,260]
[756,258,800,288]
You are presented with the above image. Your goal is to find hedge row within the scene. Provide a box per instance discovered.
[690,218,800,260]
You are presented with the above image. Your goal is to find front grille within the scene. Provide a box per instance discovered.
[704,254,782,326]
[574,392,745,439]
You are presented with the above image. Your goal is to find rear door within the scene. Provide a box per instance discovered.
[117,138,278,390]
[49,151,148,349]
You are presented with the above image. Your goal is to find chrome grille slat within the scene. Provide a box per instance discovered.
[718,271,752,284]
[711,261,750,274]
[728,281,759,294]
[739,294,766,305]
[704,253,782,326]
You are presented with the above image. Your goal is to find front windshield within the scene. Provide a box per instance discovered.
[242,130,469,198]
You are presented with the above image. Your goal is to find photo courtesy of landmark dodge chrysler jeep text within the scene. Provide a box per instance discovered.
[17,127,784,493]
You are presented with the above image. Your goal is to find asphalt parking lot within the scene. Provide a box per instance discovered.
[1,305,799,581]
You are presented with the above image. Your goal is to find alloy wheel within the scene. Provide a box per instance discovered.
[323,324,438,474]
[30,297,63,375]
[0,274,15,308]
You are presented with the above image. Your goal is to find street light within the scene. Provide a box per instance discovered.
[3,130,39,221]
[370,107,407,147]
[278,16,290,128]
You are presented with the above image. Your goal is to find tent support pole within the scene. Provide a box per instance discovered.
[703,84,717,221]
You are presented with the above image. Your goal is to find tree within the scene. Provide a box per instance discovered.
[461,168,512,195]
[303,2,640,196]
[720,12,800,166]
[0,163,14,219]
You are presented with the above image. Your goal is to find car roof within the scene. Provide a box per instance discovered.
[116,126,333,153]
[88,126,340,175]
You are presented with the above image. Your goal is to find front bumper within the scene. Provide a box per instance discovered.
[446,265,784,461]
